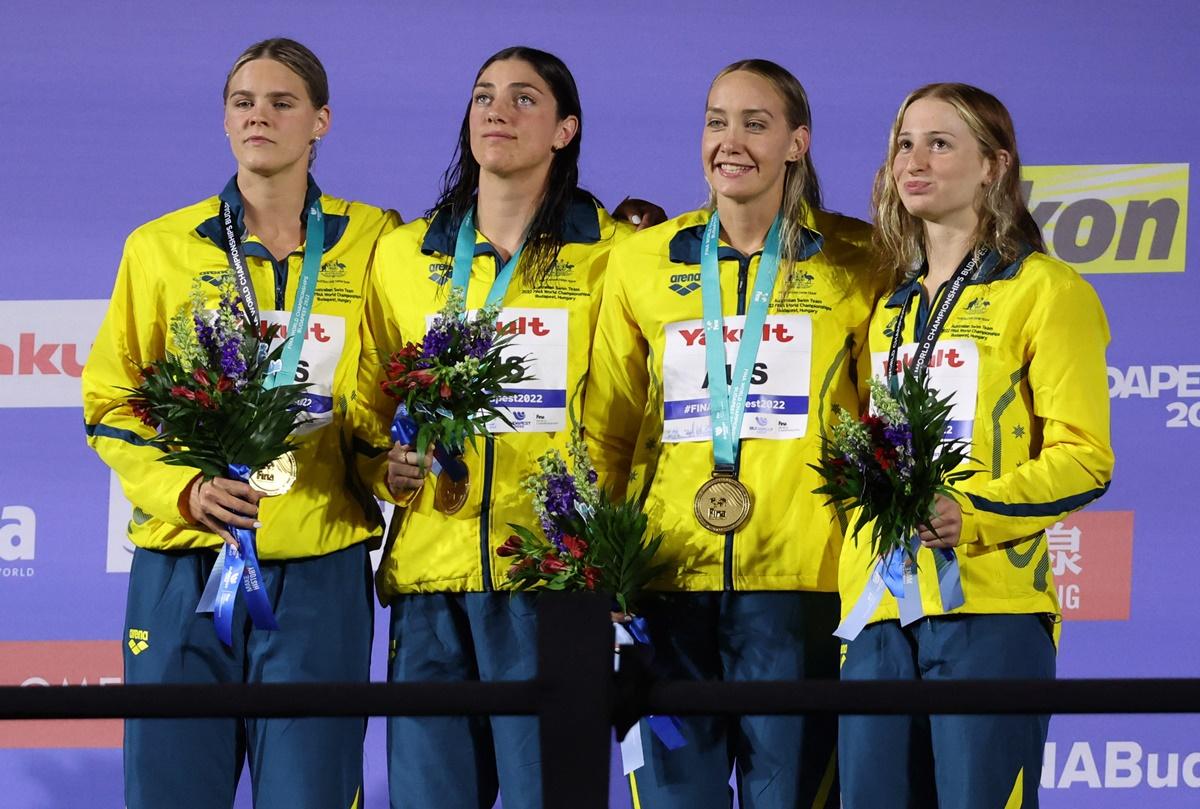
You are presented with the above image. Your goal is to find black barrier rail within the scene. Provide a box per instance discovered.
[3,593,1200,809]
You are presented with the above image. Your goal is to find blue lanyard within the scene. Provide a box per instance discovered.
[699,211,783,469]
[220,199,325,389]
[451,207,525,308]
[264,202,324,389]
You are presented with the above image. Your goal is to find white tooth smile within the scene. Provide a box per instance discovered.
[719,163,752,174]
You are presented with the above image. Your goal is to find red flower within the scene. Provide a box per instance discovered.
[406,369,436,388]
[216,376,234,393]
[540,557,569,574]
[561,535,588,560]
[507,557,535,578]
[170,385,196,401]
[130,398,155,427]
[398,343,422,361]
[195,390,215,409]
[192,368,211,388]
[583,566,600,591]
[439,382,453,399]
[497,535,523,558]
[874,447,894,470]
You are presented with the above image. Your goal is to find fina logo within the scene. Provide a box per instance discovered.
[1022,163,1188,274]
[1,505,36,579]
[669,272,701,297]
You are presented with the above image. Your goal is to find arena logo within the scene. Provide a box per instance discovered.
[1043,741,1200,790]
[1108,364,1200,427]
[0,641,122,748]
[0,505,36,579]
[1050,511,1133,621]
[0,300,108,407]
[1021,163,1188,274]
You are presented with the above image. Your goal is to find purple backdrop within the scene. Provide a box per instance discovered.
[2,1,1198,806]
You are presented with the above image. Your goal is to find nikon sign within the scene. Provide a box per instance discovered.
[1022,163,1189,273]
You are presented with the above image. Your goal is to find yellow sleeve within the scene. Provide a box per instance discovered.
[582,246,648,501]
[958,275,1114,545]
[82,235,200,528]
[350,234,418,506]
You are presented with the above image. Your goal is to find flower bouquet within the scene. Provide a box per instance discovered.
[379,286,532,513]
[814,366,976,638]
[498,432,682,766]
[496,432,667,617]
[124,274,309,644]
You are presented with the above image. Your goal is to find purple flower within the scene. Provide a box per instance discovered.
[194,314,217,355]
[423,326,452,357]
[543,473,578,519]
[220,334,247,379]
[883,423,912,452]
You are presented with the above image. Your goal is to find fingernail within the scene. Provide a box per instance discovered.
[253,521,262,529]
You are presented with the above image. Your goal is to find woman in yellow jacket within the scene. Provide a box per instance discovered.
[836,84,1114,809]
[353,47,636,809]
[583,60,882,809]
[82,39,398,809]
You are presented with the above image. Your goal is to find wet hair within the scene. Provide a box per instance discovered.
[872,82,1045,285]
[429,46,585,287]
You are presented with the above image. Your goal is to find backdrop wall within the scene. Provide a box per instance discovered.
[1,2,1197,806]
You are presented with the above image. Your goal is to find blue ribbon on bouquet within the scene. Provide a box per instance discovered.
[834,536,964,641]
[619,617,686,751]
[195,464,279,647]
[390,402,468,483]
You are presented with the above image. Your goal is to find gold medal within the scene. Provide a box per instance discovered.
[694,472,752,533]
[249,451,298,497]
[434,468,470,515]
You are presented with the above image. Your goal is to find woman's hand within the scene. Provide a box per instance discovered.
[612,197,668,230]
[186,477,263,548]
[387,442,434,498]
[917,494,963,549]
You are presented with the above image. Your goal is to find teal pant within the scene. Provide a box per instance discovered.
[123,543,373,809]
[839,614,1055,809]
[626,591,842,809]
[387,592,541,809]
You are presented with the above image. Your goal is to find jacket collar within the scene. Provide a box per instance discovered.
[883,245,1034,308]
[195,174,348,257]
[420,190,603,257]
[666,210,824,266]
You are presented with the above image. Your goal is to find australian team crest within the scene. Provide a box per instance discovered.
[320,259,347,278]
[790,269,816,289]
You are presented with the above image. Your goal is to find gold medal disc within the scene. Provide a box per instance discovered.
[434,469,470,515]
[693,474,752,533]
[249,451,298,497]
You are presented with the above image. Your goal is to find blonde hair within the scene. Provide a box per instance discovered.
[706,59,822,276]
[872,82,1044,286]
[223,38,329,108]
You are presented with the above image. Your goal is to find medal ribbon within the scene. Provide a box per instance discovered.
[699,211,784,472]
[451,207,526,309]
[837,249,995,641]
[220,199,326,387]
[196,200,326,642]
